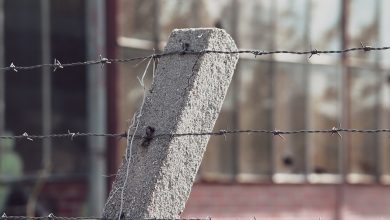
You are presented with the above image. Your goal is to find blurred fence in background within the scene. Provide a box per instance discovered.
[1,0,390,219]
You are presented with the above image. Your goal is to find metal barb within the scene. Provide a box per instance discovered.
[252,50,264,58]
[360,42,372,52]
[331,126,342,139]
[53,59,63,71]
[309,48,319,59]
[67,129,78,141]
[152,53,162,59]
[99,54,111,68]
[272,129,286,141]
[47,213,55,219]
[218,129,228,142]
[141,126,156,147]
[22,132,33,141]
[9,62,17,72]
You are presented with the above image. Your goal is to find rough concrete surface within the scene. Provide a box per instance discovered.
[103,28,238,219]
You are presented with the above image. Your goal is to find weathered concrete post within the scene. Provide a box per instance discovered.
[103,28,238,219]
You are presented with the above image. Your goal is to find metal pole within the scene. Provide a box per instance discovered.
[86,0,107,216]
[373,0,381,184]
[269,0,277,180]
[41,0,52,172]
[0,0,4,173]
[230,0,239,181]
[105,0,118,195]
[303,0,312,180]
[335,1,349,220]
[24,2,52,216]
[152,0,160,52]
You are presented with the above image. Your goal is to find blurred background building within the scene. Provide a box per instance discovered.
[0,0,390,220]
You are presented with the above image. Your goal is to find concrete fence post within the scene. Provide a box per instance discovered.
[103,28,238,219]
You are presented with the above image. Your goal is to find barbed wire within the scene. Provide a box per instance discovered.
[1,43,388,72]
[0,217,99,220]
[0,213,100,220]
[4,44,388,220]
[167,128,390,138]
[0,214,207,220]
[0,131,127,141]
[0,128,389,142]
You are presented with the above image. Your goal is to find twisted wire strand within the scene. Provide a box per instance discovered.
[0,128,389,141]
[2,45,389,72]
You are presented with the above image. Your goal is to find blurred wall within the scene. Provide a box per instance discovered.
[116,0,390,184]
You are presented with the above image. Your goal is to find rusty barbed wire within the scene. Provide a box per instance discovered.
[1,44,389,72]
[0,128,389,141]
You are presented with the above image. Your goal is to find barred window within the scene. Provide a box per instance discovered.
[116,0,390,184]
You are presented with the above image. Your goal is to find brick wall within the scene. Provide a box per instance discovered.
[181,183,390,220]
[41,181,86,216]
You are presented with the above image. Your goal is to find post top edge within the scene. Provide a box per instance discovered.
[171,27,228,34]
